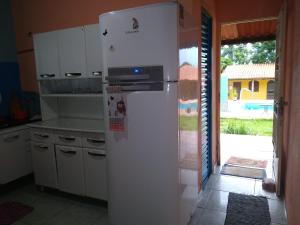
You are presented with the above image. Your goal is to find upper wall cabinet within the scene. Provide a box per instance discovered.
[33,24,102,81]
[85,24,103,78]
[33,31,60,80]
[58,27,87,78]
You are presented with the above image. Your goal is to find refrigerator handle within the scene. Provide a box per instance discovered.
[106,74,150,81]
[120,85,151,91]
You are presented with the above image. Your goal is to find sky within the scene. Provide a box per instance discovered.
[179,47,198,66]
[179,43,254,67]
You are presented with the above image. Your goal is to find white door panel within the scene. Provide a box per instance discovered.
[104,83,179,225]
[83,148,107,200]
[56,145,85,195]
[0,130,31,184]
[100,3,178,81]
[31,142,57,188]
[58,27,87,78]
[85,24,103,77]
[33,31,60,79]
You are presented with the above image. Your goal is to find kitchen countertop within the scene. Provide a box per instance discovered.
[0,118,41,130]
[27,118,105,133]
[0,118,42,134]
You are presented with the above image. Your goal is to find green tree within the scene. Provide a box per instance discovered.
[221,44,251,70]
[220,40,276,71]
[221,57,233,72]
[251,40,276,63]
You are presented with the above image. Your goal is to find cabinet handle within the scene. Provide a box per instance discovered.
[92,71,102,76]
[40,74,55,78]
[34,133,49,138]
[88,152,106,157]
[59,136,76,141]
[3,134,20,142]
[65,73,82,77]
[34,144,48,150]
[86,138,105,144]
[60,149,77,154]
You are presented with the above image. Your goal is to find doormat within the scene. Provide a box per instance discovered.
[0,201,33,225]
[221,164,266,179]
[226,156,268,169]
[225,193,271,225]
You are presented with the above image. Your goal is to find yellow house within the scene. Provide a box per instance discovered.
[221,64,275,100]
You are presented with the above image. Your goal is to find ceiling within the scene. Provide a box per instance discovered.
[221,19,277,45]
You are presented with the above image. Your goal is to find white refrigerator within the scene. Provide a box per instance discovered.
[100,2,200,225]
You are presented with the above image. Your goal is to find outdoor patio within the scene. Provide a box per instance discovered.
[220,133,274,178]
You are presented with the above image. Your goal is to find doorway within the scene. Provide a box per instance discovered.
[219,19,278,182]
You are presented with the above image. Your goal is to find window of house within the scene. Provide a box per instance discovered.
[248,80,259,92]
[267,80,275,99]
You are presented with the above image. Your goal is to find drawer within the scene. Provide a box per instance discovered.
[82,132,105,149]
[31,128,53,143]
[53,130,82,147]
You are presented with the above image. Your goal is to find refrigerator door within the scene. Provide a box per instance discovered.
[104,83,179,225]
[100,2,178,82]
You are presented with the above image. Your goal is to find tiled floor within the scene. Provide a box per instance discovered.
[189,173,287,225]
[0,174,287,225]
[0,183,109,225]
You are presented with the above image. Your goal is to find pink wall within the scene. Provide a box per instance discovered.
[11,3,300,224]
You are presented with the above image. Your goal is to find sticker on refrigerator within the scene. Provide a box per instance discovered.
[107,86,127,132]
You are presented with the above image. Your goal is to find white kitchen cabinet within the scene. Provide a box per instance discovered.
[33,31,60,80]
[58,27,87,78]
[85,24,103,77]
[83,148,107,200]
[31,128,53,143]
[31,142,57,188]
[56,145,85,195]
[0,129,32,184]
[82,132,105,149]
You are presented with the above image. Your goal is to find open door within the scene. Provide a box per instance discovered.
[200,9,213,187]
[273,1,287,197]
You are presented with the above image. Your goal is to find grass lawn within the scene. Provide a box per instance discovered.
[180,116,273,136]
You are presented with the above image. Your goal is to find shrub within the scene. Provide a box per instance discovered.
[223,120,250,135]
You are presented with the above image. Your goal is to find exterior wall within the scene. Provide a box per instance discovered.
[228,79,274,100]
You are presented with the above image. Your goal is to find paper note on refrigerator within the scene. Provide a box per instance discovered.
[107,86,126,132]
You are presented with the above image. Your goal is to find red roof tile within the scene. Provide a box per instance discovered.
[221,64,275,79]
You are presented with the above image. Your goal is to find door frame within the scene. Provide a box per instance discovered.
[273,0,289,197]
[215,2,290,197]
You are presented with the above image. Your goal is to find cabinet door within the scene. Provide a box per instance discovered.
[83,148,107,200]
[33,31,60,80]
[58,27,87,78]
[85,24,103,78]
[56,145,85,195]
[0,129,32,184]
[31,142,57,188]
[20,129,32,176]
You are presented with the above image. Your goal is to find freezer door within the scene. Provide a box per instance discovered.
[104,83,179,225]
[100,3,178,81]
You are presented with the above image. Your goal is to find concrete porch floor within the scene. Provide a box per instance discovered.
[220,133,274,178]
